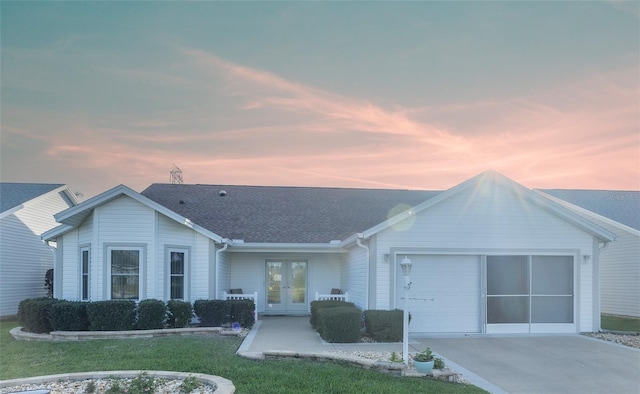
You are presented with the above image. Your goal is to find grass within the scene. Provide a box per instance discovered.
[601,314,640,333]
[0,321,486,393]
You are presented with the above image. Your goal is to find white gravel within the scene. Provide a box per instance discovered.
[582,331,640,348]
[0,377,216,394]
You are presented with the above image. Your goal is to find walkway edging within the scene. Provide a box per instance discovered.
[0,370,235,394]
[10,326,242,341]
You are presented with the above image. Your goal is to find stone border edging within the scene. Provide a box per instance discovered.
[10,326,242,341]
[0,370,235,394]
[237,350,458,381]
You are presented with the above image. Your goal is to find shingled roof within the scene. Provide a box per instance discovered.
[0,183,65,213]
[540,189,640,231]
[141,184,442,243]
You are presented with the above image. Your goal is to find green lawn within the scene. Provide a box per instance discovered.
[0,321,486,393]
[601,314,640,333]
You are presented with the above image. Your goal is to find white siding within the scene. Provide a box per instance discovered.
[601,229,640,317]
[574,217,640,318]
[341,245,367,310]
[374,185,596,331]
[0,189,74,316]
[191,233,210,300]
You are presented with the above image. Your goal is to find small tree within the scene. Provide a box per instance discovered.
[44,269,54,298]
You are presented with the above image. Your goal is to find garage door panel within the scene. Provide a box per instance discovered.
[399,255,481,334]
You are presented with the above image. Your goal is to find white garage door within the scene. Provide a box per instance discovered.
[397,255,481,334]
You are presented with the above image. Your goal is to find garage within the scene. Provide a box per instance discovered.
[397,255,481,334]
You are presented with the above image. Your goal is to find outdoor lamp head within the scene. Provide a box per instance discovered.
[400,256,412,285]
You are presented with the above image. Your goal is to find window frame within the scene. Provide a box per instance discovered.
[166,245,190,301]
[105,244,145,300]
[79,245,90,301]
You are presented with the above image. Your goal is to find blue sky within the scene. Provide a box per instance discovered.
[1,1,638,198]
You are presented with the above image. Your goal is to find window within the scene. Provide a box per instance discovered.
[80,247,90,300]
[110,248,141,300]
[167,247,189,300]
[170,251,185,299]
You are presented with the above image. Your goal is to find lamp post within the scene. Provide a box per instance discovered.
[400,256,412,365]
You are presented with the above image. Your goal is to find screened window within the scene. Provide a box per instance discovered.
[110,249,140,300]
[487,255,574,325]
[487,256,529,324]
[170,251,185,300]
[81,248,90,300]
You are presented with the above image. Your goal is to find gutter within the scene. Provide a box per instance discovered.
[356,233,370,309]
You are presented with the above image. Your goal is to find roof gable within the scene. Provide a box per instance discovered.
[43,185,224,242]
[0,183,67,213]
[357,170,615,243]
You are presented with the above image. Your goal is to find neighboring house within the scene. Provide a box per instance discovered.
[43,171,616,334]
[0,183,78,318]
[537,189,640,319]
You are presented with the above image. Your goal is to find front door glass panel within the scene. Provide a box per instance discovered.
[266,260,307,313]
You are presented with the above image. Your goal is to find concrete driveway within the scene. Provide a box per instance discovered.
[416,335,640,394]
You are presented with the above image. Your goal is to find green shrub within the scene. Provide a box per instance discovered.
[317,306,362,343]
[193,299,230,327]
[229,299,255,328]
[17,297,56,333]
[364,309,403,342]
[309,300,356,329]
[86,300,136,331]
[136,299,166,330]
[167,300,193,328]
[128,372,158,394]
[49,300,89,331]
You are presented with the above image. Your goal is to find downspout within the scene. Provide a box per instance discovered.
[356,234,370,309]
[214,240,229,299]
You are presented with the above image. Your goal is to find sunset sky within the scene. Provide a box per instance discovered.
[1,1,638,199]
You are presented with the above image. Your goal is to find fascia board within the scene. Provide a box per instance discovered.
[535,190,634,237]
[228,242,345,253]
[0,205,22,220]
[42,224,74,241]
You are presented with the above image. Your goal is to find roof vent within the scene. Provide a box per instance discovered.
[219,190,227,197]
[179,200,185,204]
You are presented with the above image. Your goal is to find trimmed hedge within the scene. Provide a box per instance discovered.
[136,299,166,330]
[49,300,90,331]
[309,300,356,329]
[194,299,230,327]
[86,300,136,331]
[194,299,255,328]
[229,299,255,328]
[167,300,193,328]
[317,306,362,343]
[363,309,403,342]
[17,298,56,333]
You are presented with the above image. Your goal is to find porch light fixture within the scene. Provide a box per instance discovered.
[400,256,412,290]
[400,255,412,365]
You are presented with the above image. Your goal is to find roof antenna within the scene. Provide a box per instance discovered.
[170,164,183,184]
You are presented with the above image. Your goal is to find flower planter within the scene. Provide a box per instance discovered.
[414,359,434,374]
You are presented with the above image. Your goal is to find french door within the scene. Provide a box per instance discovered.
[265,260,308,314]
